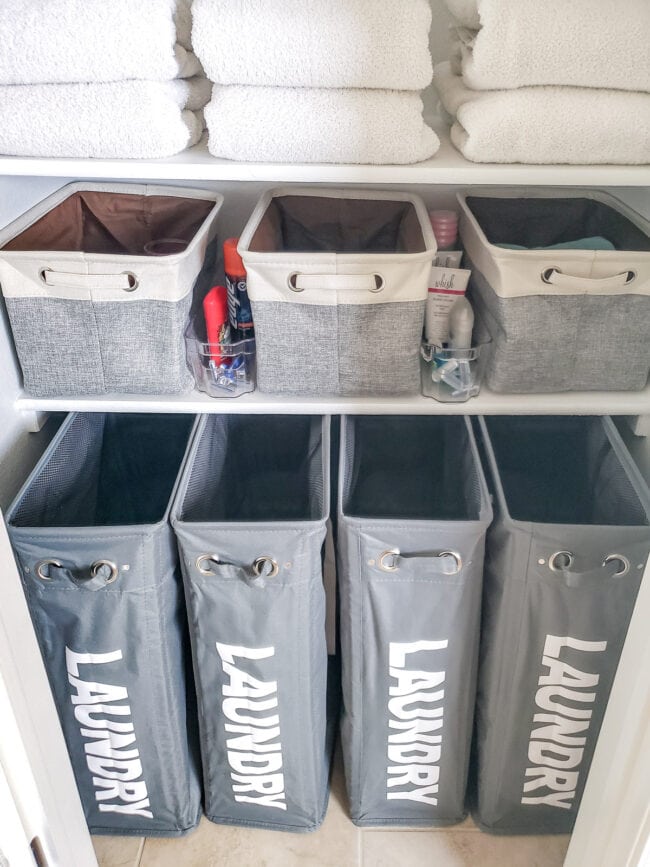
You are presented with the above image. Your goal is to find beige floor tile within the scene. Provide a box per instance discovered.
[361,829,570,867]
[140,752,360,867]
[91,835,144,867]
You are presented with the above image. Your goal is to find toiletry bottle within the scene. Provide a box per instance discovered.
[429,210,459,251]
[223,238,254,340]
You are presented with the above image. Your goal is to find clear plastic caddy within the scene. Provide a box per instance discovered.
[337,415,492,826]
[171,414,333,832]
[474,415,650,834]
[6,412,201,836]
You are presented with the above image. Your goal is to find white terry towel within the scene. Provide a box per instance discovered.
[446,0,650,92]
[205,86,439,164]
[0,0,201,85]
[193,0,433,91]
[0,78,211,159]
[435,62,650,165]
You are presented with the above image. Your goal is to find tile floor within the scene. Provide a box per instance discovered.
[92,753,571,867]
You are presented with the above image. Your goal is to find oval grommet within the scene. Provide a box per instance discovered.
[549,551,574,572]
[35,559,63,580]
[91,560,119,584]
[439,551,463,575]
[603,554,630,577]
[196,554,222,576]
[287,273,304,292]
[378,550,400,572]
[252,556,279,578]
[624,270,637,285]
[368,274,385,293]
[122,272,138,292]
[541,267,561,284]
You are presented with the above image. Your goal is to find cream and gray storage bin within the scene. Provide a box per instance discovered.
[475,416,650,835]
[5,412,201,837]
[459,191,650,393]
[0,182,222,396]
[172,414,333,832]
[238,188,436,395]
[338,415,492,826]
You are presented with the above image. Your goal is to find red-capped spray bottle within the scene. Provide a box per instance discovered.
[223,238,254,340]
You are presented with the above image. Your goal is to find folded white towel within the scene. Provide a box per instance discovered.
[446,0,650,92]
[205,86,439,165]
[435,62,650,165]
[0,0,200,85]
[193,0,433,91]
[0,78,211,159]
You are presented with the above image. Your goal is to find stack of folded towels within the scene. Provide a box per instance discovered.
[192,0,439,164]
[434,0,650,164]
[0,0,210,159]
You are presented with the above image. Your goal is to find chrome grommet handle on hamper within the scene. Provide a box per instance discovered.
[196,554,223,576]
[38,268,139,292]
[540,268,636,289]
[90,560,119,584]
[603,554,630,577]
[35,559,63,580]
[549,551,575,572]
[378,549,462,575]
[288,273,385,293]
[252,556,279,578]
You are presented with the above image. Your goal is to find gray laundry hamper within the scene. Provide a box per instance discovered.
[458,190,650,393]
[338,415,492,826]
[171,414,333,832]
[474,415,650,835]
[0,182,222,396]
[5,412,202,837]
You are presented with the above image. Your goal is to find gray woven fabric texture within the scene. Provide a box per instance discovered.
[468,265,650,393]
[251,299,425,395]
[6,294,193,396]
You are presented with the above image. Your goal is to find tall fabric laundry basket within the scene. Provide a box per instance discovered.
[458,190,650,393]
[238,187,437,396]
[474,415,650,835]
[5,412,202,837]
[171,414,333,832]
[337,415,492,826]
[0,182,223,396]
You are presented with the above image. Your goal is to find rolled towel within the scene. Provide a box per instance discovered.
[205,86,439,165]
[193,0,433,91]
[446,0,650,92]
[0,0,201,85]
[0,78,211,159]
[435,62,650,165]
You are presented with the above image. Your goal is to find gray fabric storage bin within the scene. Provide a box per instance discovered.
[5,412,201,837]
[458,190,650,393]
[238,188,437,396]
[0,182,223,396]
[338,415,492,826]
[171,414,332,832]
[475,416,650,835]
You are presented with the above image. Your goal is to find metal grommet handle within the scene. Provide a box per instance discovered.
[439,551,463,575]
[252,556,279,578]
[367,274,385,293]
[121,272,138,292]
[196,554,222,576]
[91,560,119,584]
[603,554,630,577]
[38,267,53,284]
[287,273,304,292]
[378,550,400,572]
[549,551,575,572]
[541,267,561,284]
[35,559,63,580]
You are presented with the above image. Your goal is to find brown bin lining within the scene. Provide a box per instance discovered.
[248,195,427,255]
[1,191,215,256]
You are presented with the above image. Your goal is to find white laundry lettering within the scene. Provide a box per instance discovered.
[216,643,286,810]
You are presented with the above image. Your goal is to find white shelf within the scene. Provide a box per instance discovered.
[0,122,649,186]
[15,382,650,417]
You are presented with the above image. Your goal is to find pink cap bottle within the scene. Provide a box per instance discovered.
[430,210,459,250]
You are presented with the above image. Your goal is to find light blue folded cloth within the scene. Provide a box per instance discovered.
[497,236,616,251]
